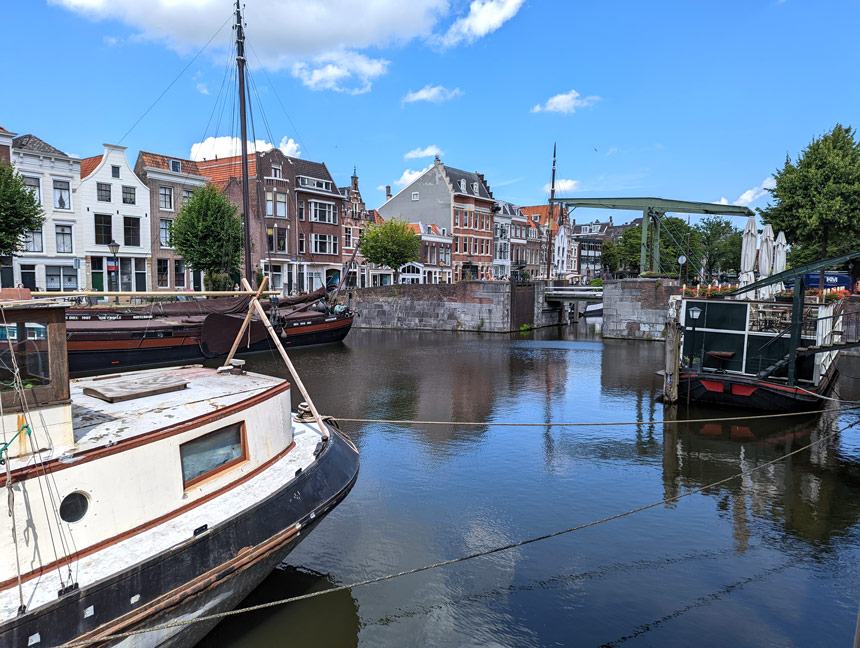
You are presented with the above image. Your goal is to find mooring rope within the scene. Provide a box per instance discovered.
[333,404,859,428]
[60,413,860,647]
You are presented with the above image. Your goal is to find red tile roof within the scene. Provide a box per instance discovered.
[520,204,562,234]
[138,151,202,175]
[196,154,257,184]
[0,126,8,132]
[80,155,103,179]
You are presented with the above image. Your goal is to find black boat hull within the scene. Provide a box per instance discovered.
[678,368,836,411]
[0,429,359,648]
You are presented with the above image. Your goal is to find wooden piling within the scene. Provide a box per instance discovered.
[663,298,682,403]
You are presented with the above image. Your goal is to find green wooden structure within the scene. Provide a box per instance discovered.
[551,197,753,272]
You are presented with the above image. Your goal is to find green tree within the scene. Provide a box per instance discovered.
[0,162,44,256]
[618,225,642,274]
[615,218,704,278]
[694,216,742,280]
[171,184,243,290]
[601,239,619,275]
[360,218,421,283]
[759,124,860,269]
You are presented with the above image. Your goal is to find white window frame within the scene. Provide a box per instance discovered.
[311,233,339,255]
[55,224,73,254]
[170,160,182,173]
[23,176,41,204]
[411,192,419,201]
[52,177,72,211]
[160,219,172,248]
[309,200,337,225]
[159,186,174,211]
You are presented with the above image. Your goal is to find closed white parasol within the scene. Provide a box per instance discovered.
[757,224,774,299]
[739,214,758,292]
[773,231,787,295]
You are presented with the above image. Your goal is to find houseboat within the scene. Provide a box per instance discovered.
[0,298,359,647]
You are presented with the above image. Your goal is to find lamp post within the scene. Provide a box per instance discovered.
[688,305,702,370]
[107,239,120,304]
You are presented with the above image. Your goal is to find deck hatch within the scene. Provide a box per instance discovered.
[82,374,188,403]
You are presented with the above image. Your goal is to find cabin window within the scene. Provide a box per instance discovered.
[0,320,51,391]
[59,492,89,523]
[180,422,246,488]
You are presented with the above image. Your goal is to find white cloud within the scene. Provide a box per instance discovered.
[440,0,526,47]
[292,50,389,94]
[404,145,443,159]
[392,165,431,187]
[190,135,300,161]
[543,178,580,193]
[195,82,209,95]
[716,197,729,205]
[103,35,120,47]
[403,84,463,104]
[733,177,775,206]
[531,89,601,114]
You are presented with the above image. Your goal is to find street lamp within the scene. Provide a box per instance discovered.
[107,239,120,304]
[688,305,702,370]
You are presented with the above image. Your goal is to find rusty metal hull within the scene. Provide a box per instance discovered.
[0,429,359,648]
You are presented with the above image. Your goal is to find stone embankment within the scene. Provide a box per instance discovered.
[343,281,564,332]
[601,277,680,341]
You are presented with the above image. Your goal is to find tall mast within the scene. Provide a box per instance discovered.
[236,0,253,284]
[545,143,557,281]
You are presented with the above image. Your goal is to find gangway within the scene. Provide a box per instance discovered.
[544,286,603,302]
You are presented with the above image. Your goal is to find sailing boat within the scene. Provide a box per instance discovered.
[0,5,359,646]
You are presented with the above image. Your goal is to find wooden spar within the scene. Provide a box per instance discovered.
[546,143,557,281]
[222,276,269,366]
[235,0,253,285]
[240,278,330,439]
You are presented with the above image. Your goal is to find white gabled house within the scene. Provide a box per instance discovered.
[78,144,151,293]
[10,133,85,292]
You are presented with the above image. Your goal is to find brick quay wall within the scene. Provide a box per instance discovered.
[342,281,564,332]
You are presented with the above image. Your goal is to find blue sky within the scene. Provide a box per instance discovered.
[6,1,859,223]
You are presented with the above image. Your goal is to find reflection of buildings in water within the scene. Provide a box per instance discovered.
[600,339,664,397]
[196,565,359,648]
[661,405,860,551]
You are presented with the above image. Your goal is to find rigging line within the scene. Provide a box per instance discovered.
[0,366,25,613]
[246,39,311,159]
[661,216,707,279]
[0,311,70,588]
[61,415,860,648]
[332,405,859,427]
[116,12,233,146]
[246,68,277,148]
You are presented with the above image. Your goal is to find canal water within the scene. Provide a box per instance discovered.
[199,323,860,647]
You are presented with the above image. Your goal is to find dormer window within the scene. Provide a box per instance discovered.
[170,160,182,173]
[459,179,466,192]
[441,228,446,236]
[471,182,479,194]
[532,215,540,222]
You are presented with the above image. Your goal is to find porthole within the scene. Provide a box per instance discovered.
[60,492,89,523]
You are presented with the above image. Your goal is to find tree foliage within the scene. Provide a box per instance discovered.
[600,239,619,274]
[694,216,742,279]
[615,217,703,277]
[171,185,243,284]
[0,162,45,256]
[759,124,860,266]
[360,218,421,282]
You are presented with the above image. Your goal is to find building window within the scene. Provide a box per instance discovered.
[174,259,186,287]
[111,165,120,178]
[182,189,194,205]
[297,176,332,191]
[472,182,479,194]
[170,160,182,173]
[312,234,338,255]
[124,217,140,247]
[97,182,111,202]
[412,192,419,201]
[276,227,286,252]
[20,264,36,290]
[46,265,77,291]
[271,165,282,178]
[344,228,352,248]
[23,229,43,252]
[298,200,304,220]
[157,259,169,287]
[23,176,40,203]
[276,193,287,218]
[180,422,246,489]
[298,232,305,254]
[160,219,172,247]
[53,179,70,210]
[159,186,173,210]
[264,263,283,289]
[267,226,274,253]
[95,214,112,245]
[266,191,274,218]
[55,225,73,253]
[122,186,136,205]
[310,201,336,224]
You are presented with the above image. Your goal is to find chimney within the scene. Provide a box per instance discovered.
[385,185,392,200]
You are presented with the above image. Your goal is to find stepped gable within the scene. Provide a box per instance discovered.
[13,134,68,157]
[80,155,103,179]
[196,154,258,184]
[138,151,202,175]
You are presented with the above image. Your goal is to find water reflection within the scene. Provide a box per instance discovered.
[200,328,860,647]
